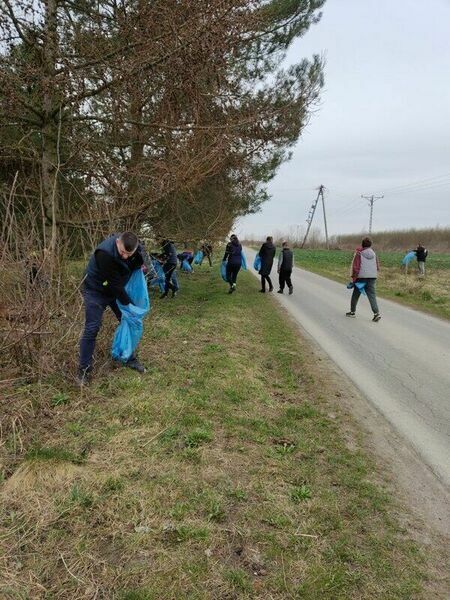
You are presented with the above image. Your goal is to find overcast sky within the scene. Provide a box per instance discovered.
[239,0,450,239]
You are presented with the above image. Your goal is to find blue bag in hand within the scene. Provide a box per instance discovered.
[220,261,228,282]
[241,252,247,271]
[149,259,165,293]
[194,250,203,265]
[253,255,261,271]
[355,281,367,295]
[112,269,150,362]
[182,259,193,273]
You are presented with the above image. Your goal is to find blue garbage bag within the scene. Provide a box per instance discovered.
[355,281,367,295]
[253,255,261,271]
[220,261,228,282]
[112,269,150,362]
[194,250,203,265]
[402,251,416,265]
[241,253,247,271]
[149,259,165,293]
[182,259,193,273]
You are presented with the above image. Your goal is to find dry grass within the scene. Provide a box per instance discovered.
[0,265,440,598]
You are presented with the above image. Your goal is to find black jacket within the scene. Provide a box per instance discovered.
[258,242,276,276]
[416,246,428,261]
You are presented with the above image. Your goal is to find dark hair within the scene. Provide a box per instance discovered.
[361,237,372,248]
[120,231,138,252]
[230,234,238,241]
[266,236,273,242]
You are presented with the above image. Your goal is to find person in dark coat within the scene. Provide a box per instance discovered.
[223,234,242,294]
[257,236,276,292]
[415,243,428,276]
[277,241,294,294]
[78,232,146,386]
[160,239,178,298]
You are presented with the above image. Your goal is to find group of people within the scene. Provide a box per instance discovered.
[221,234,294,295]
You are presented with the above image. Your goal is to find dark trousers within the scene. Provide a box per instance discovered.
[79,287,121,371]
[279,270,292,291]
[351,278,379,314]
[226,264,240,286]
[260,274,273,291]
[164,263,177,293]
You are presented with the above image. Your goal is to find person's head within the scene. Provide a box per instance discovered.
[282,241,289,248]
[266,236,273,243]
[116,232,138,259]
[361,237,372,248]
[230,234,238,242]
[417,242,423,248]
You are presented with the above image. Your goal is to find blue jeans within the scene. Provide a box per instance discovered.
[171,270,179,292]
[163,263,177,293]
[79,287,122,371]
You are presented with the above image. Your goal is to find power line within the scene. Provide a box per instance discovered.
[361,194,383,234]
[379,172,450,195]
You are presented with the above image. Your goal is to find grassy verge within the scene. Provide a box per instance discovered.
[0,266,432,598]
[292,249,450,320]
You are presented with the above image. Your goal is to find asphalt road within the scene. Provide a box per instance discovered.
[245,248,450,487]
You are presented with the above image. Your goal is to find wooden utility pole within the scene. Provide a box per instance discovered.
[301,185,328,249]
[361,194,384,233]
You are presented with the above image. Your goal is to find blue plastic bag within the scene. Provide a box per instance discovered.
[148,259,165,292]
[355,281,367,295]
[182,259,193,273]
[194,250,203,265]
[241,253,247,271]
[112,269,150,362]
[402,251,416,265]
[253,255,261,271]
[220,261,228,282]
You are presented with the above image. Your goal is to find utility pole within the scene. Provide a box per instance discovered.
[301,185,329,249]
[361,194,384,234]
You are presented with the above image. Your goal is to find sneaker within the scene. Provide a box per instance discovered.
[232,283,236,290]
[228,287,233,294]
[288,286,293,295]
[75,367,91,387]
[346,311,356,318]
[372,313,381,322]
[268,287,273,293]
[126,357,146,373]
[259,289,265,293]
[277,289,283,294]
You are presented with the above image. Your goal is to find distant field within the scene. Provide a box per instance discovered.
[292,249,450,320]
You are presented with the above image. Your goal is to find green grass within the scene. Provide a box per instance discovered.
[292,248,450,320]
[0,263,436,598]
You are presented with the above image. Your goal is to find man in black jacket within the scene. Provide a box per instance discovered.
[160,239,179,298]
[277,241,294,294]
[78,232,145,385]
[415,243,428,276]
[257,236,276,292]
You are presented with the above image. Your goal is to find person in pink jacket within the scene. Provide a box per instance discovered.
[346,237,381,322]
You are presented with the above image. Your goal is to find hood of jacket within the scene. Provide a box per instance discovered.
[357,247,376,260]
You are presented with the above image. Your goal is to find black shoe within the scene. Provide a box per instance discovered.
[268,287,273,293]
[259,289,265,293]
[159,292,168,299]
[346,311,356,318]
[288,286,293,295]
[277,289,283,294]
[372,313,381,322]
[228,287,233,294]
[76,367,91,387]
[126,358,146,373]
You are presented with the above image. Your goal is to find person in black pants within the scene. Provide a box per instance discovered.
[223,234,242,293]
[257,236,276,292]
[160,239,178,298]
[78,232,146,386]
[277,241,294,294]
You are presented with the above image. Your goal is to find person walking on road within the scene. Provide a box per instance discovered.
[346,237,381,322]
[78,232,146,385]
[257,236,276,293]
[277,241,294,295]
[160,239,179,298]
[415,243,428,276]
[223,234,242,294]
